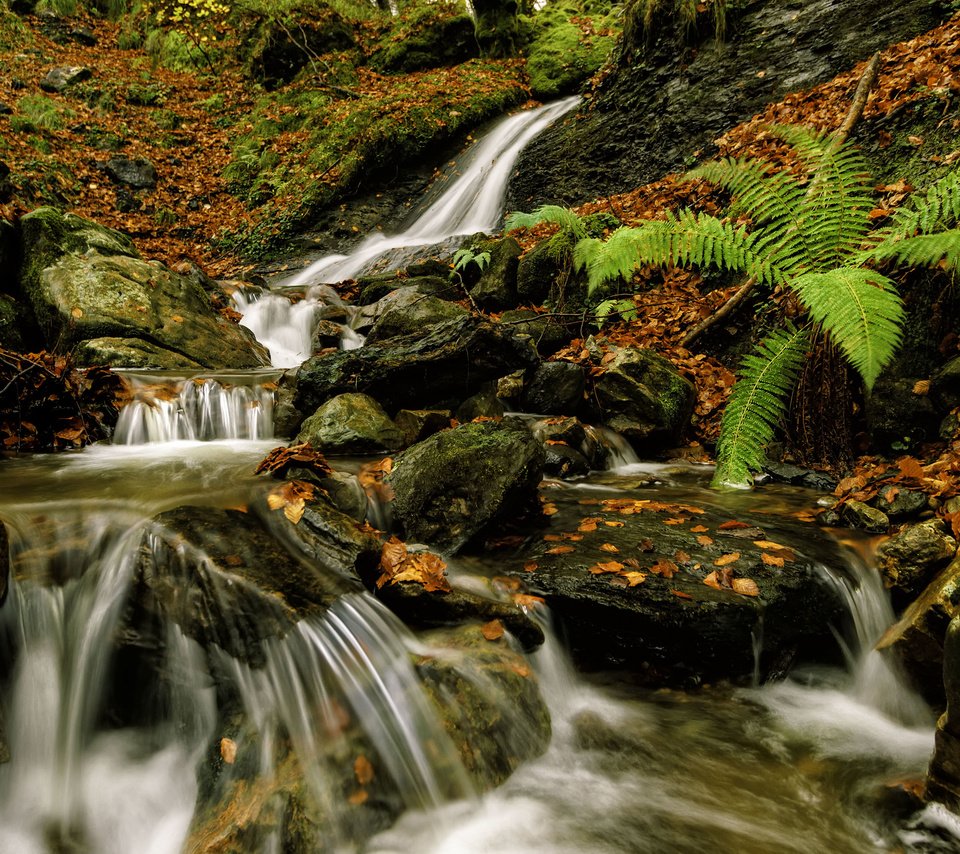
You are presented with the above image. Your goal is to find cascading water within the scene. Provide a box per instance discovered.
[237,98,578,368]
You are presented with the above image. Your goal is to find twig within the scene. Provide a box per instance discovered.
[680,51,882,349]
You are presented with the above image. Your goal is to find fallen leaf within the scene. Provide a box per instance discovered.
[718,520,750,530]
[620,570,647,586]
[761,552,785,567]
[354,755,374,785]
[671,589,693,600]
[650,559,679,578]
[714,552,741,566]
[696,534,714,546]
[690,525,709,533]
[638,538,654,552]
[542,502,559,516]
[266,480,315,524]
[753,540,788,550]
[600,543,620,553]
[674,550,691,563]
[523,561,538,572]
[703,570,724,590]
[579,518,599,532]
[481,619,505,641]
[732,577,760,597]
[513,593,546,611]
[898,457,926,481]
[589,560,625,574]
[376,537,451,593]
[220,738,237,765]
[348,789,368,806]
[546,545,576,555]
[603,520,625,527]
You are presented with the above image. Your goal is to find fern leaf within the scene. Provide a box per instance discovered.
[713,324,810,489]
[887,168,960,238]
[869,228,960,270]
[505,205,588,239]
[790,267,903,390]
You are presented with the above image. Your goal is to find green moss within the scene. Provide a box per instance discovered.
[367,0,477,74]
[10,95,73,134]
[0,7,33,50]
[521,0,619,99]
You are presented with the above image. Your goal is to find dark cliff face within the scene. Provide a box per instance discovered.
[506,0,952,211]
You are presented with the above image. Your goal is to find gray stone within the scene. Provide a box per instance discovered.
[838,500,889,534]
[543,442,590,478]
[468,236,521,310]
[873,487,929,520]
[39,65,91,92]
[594,347,695,450]
[295,392,403,454]
[497,309,571,356]
[365,287,468,344]
[456,385,505,422]
[928,615,960,808]
[18,207,268,369]
[103,156,158,189]
[389,419,545,553]
[876,519,956,606]
[394,409,451,447]
[522,360,585,415]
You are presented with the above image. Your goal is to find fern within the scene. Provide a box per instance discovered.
[791,268,903,390]
[504,205,588,239]
[714,324,810,488]
[870,229,960,270]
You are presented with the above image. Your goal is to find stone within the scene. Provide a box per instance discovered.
[876,519,956,608]
[865,376,941,454]
[516,231,567,304]
[594,347,695,450]
[542,441,591,478]
[102,156,158,189]
[295,316,539,417]
[295,392,403,453]
[39,65,91,92]
[389,419,545,553]
[468,236,521,310]
[74,337,205,369]
[68,26,97,46]
[456,385,505,422]
[522,360,585,415]
[369,10,477,73]
[312,319,345,350]
[394,409,452,447]
[932,355,960,412]
[365,287,468,344]
[872,487,929,520]
[838,500,889,534]
[877,554,960,704]
[18,207,268,369]
[497,308,571,356]
[761,462,838,492]
[928,614,960,808]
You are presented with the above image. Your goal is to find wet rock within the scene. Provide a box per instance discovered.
[74,337,205,369]
[295,392,403,454]
[872,487,929,520]
[866,377,941,454]
[365,287,468,344]
[389,419,545,553]
[516,231,567,304]
[0,520,8,606]
[531,416,606,468]
[102,155,158,190]
[507,488,846,681]
[467,236,521,310]
[456,385,505,422]
[39,65,91,92]
[134,506,349,665]
[761,462,838,492]
[542,442,590,479]
[295,316,539,416]
[877,553,960,704]
[68,25,97,46]
[0,292,41,352]
[876,519,956,608]
[497,309,571,356]
[522,360,584,415]
[313,318,345,349]
[418,624,551,788]
[594,347,695,450]
[928,615,960,808]
[394,409,452,447]
[357,274,453,308]
[18,207,268,369]
[838,500,889,533]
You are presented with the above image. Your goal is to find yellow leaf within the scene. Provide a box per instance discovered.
[714,552,740,566]
[732,578,760,597]
[620,570,646,586]
[220,738,237,764]
[761,552,785,568]
[588,560,624,574]
[599,543,620,553]
[354,755,374,785]
[481,619,505,640]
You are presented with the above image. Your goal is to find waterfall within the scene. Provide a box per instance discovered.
[113,371,280,444]
[237,97,579,369]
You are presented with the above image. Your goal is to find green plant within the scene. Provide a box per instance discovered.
[594,297,638,326]
[10,95,72,133]
[453,246,491,273]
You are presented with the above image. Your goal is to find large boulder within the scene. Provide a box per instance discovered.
[467,236,522,310]
[522,360,584,415]
[389,419,545,553]
[877,553,960,704]
[497,308,572,356]
[501,484,846,681]
[368,6,477,73]
[294,316,539,416]
[927,614,960,808]
[594,347,695,450]
[364,287,468,344]
[876,519,956,609]
[17,207,268,369]
[295,392,403,453]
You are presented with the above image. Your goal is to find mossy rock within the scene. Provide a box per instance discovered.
[497,308,571,356]
[295,392,404,453]
[368,1,477,74]
[365,288,468,344]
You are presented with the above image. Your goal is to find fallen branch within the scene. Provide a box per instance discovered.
[681,51,881,349]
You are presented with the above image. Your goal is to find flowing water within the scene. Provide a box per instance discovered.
[3,99,960,852]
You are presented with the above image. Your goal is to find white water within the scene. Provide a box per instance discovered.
[114,372,279,444]
[236,98,578,368]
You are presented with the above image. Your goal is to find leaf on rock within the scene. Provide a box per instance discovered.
[354,755,374,785]
[600,543,620,553]
[638,538,654,552]
[376,537,452,593]
[732,577,760,597]
[696,534,714,546]
[523,561,538,573]
[513,593,545,611]
[481,619,505,641]
[898,457,926,482]
[256,443,332,478]
[651,559,678,578]
[761,552,785,567]
[620,571,647,586]
[718,520,750,530]
[579,518,599,532]
[714,552,740,566]
[589,560,624,574]
[671,589,693,600]
[703,570,724,590]
[542,502,559,516]
[220,738,237,765]
[690,525,709,533]
[546,544,576,555]
[266,480,316,524]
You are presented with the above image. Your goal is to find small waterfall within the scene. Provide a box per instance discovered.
[235,284,365,370]
[114,372,279,444]
[281,97,579,289]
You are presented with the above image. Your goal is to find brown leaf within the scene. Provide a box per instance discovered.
[376,538,452,593]
[589,560,625,574]
[761,552,785,568]
[523,561,538,573]
[603,520,625,528]
[898,457,926,481]
[578,518,599,532]
[671,589,693,600]
[717,520,749,530]
[732,577,760,597]
[220,738,237,765]
[513,593,545,611]
[638,538,654,552]
[266,480,316,524]
[600,543,620,553]
[348,789,368,806]
[546,545,576,555]
[674,550,691,563]
[650,559,679,578]
[620,570,647,586]
[696,534,714,546]
[714,552,741,566]
[481,619,505,641]
[703,570,724,590]
[354,755,374,785]
[690,525,709,533]
[542,502,559,516]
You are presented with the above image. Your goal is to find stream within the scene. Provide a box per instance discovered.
[2,99,960,852]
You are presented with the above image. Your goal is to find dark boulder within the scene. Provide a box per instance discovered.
[295,392,404,453]
[876,519,956,609]
[389,419,545,553]
[102,156,158,190]
[364,287,468,344]
[927,614,960,808]
[468,236,522,310]
[497,309,571,356]
[865,377,940,454]
[295,316,539,416]
[522,360,585,415]
[39,65,91,92]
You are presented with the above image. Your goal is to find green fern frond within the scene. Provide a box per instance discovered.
[790,267,903,391]
[869,228,960,271]
[712,324,810,489]
[505,205,588,239]
[577,212,784,293]
[887,169,960,238]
